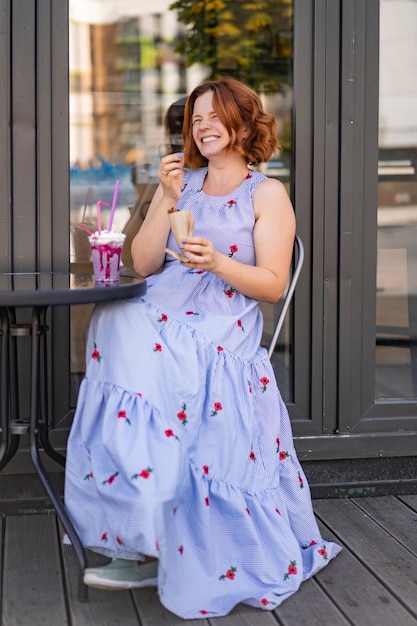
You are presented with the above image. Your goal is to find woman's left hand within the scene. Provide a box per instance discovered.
[180,236,218,272]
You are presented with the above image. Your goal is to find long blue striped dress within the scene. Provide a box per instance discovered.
[64,167,341,619]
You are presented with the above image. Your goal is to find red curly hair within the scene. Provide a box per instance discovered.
[182,76,279,169]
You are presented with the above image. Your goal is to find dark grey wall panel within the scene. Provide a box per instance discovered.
[11,0,37,272]
[0,0,11,270]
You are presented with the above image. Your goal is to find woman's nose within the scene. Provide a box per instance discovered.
[198,117,211,130]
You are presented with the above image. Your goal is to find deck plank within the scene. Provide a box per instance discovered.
[132,583,280,625]
[273,575,350,626]
[2,495,417,625]
[315,516,417,626]
[398,494,417,512]
[314,497,417,621]
[61,544,142,626]
[3,514,68,626]
[354,494,417,555]
[133,587,210,625]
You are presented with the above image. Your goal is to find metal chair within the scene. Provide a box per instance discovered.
[267,234,304,359]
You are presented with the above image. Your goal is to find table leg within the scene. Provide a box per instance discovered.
[36,306,66,467]
[30,306,88,602]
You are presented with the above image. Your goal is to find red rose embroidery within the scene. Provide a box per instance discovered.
[154,342,162,352]
[227,199,236,208]
[260,376,270,392]
[84,472,93,480]
[205,496,210,506]
[237,319,245,332]
[100,532,108,542]
[178,545,184,555]
[276,437,280,451]
[165,429,179,440]
[202,465,209,475]
[219,566,237,581]
[318,546,329,560]
[224,287,236,298]
[116,536,124,546]
[284,561,298,580]
[102,472,119,485]
[217,346,224,352]
[117,409,131,425]
[279,450,290,460]
[177,403,188,425]
[298,471,304,488]
[259,598,277,607]
[211,401,223,416]
[131,467,153,479]
[249,451,256,461]
[228,244,238,257]
[91,343,101,361]
[157,313,168,322]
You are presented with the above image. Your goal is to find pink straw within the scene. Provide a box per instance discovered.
[79,223,93,235]
[108,179,120,231]
[96,201,109,234]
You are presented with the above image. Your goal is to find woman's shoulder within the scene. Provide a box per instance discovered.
[245,168,269,196]
[183,166,207,190]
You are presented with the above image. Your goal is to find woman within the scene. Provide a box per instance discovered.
[65,76,341,619]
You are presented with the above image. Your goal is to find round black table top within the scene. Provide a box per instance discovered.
[0,272,146,307]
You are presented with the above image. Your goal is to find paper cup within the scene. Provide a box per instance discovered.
[165,209,195,261]
[168,209,195,247]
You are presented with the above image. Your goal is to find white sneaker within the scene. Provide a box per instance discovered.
[83,559,158,590]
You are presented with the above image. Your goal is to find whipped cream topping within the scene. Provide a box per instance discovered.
[89,230,126,245]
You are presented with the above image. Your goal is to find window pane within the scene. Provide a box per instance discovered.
[376,0,417,399]
[69,0,294,402]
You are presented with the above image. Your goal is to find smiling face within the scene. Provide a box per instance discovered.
[191,90,232,160]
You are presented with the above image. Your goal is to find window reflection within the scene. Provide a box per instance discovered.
[376,0,417,399]
[69,0,294,402]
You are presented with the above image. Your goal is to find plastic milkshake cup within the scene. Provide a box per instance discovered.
[88,230,126,282]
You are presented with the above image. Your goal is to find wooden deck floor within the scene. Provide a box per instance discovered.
[1,494,417,625]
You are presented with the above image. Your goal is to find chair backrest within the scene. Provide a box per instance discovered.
[267,234,304,359]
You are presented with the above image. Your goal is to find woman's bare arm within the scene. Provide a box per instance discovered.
[132,153,184,277]
[180,178,296,303]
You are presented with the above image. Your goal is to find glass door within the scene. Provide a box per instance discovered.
[376,0,417,401]
[337,0,417,457]
[68,0,296,403]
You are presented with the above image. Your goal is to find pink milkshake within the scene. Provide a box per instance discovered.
[89,230,126,282]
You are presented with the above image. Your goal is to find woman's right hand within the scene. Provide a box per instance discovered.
[158,152,184,203]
